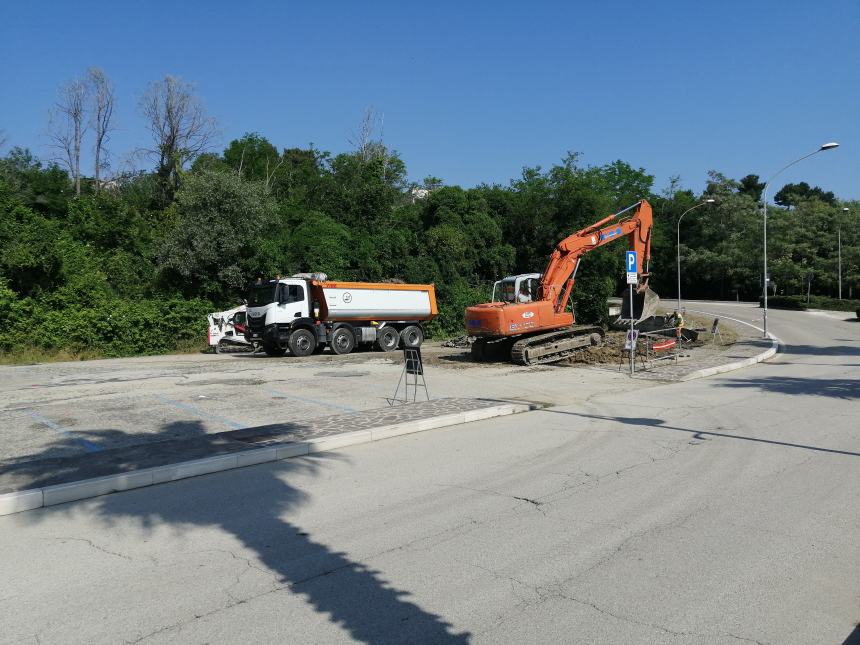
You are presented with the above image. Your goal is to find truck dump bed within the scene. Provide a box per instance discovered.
[312,281,437,321]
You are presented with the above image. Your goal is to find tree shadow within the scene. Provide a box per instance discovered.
[779,344,860,357]
[5,421,470,643]
[538,410,860,458]
[718,376,859,400]
[767,362,860,368]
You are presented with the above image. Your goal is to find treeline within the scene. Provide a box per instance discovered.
[1,76,858,358]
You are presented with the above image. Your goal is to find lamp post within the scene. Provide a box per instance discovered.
[761,142,839,338]
[676,199,716,311]
[839,207,848,299]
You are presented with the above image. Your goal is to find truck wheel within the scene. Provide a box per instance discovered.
[330,327,355,355]
[263,342,286,357]
[375,327,400,352]
[400,325,423,349]
[288,329,316,357]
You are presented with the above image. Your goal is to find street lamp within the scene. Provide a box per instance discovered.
[761,142,839,338]
[839,207,848,299]
[676,199,716,311]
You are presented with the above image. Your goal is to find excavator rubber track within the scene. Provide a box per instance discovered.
[510,325,605,366]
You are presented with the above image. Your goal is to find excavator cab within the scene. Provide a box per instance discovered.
[492,273,541,304]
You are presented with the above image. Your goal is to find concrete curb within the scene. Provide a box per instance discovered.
[0,402,532,517]
[677,337,779,381]
[678,308,782,382]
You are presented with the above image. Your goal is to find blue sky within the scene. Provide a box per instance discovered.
[2,1,858,198]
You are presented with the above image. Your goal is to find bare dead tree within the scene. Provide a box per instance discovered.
[0,130,8,151]
[48,77,89,196]
[348,106,385,162]
[87,68,115,189]
[139,75,218,201]
[263,155,284,194]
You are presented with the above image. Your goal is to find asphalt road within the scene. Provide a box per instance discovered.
[1,303,858,644]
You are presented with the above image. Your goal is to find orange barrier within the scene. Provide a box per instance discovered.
[651,339,677,352]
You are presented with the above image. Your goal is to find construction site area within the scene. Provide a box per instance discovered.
[0,307,763,469]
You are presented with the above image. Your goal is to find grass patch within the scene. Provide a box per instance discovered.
[0,340,210,366]
[0,346,107,365]
[758,295,860,312]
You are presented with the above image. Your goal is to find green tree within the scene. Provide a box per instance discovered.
[0,147,70,217]
[0,188,64,295]
[774,182,836,207]
[738,174,765,202]
[156,170,276,300]
[289,211,352,277]
[223,133,280,184]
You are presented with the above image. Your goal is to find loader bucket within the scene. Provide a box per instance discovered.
[620,287,660,323]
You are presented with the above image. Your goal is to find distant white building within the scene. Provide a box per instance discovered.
[410,187,430,203]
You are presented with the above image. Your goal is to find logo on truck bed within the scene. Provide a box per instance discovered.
[342,292,352,303]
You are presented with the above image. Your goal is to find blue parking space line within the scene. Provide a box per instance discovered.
[154,395,248,430]
[24,408,103,453]
[265,389,355,413]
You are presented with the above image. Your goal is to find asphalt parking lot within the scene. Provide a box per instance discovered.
[0,345,654,465]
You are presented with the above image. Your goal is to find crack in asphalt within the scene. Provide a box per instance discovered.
[511,495,542,507]
[555,591,767,644]
[40,536,132,561]
[434,483,549,515]
[470,563,767,645]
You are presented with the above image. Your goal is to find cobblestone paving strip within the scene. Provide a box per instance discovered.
[229,397,507,444]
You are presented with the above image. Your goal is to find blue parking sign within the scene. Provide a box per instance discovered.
[626,251,638,285]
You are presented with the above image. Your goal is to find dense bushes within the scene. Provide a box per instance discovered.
[0,285,212,356]
[759,296,808,310]
[758,294,860,312]
[802,296,860,312]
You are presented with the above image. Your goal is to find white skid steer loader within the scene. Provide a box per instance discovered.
[207,305,256,353]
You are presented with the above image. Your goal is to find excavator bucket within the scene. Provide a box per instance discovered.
[620,287,660,323]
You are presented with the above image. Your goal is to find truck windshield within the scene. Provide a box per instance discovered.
[247,284,276,307]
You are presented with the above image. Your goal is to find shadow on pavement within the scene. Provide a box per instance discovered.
[540,411,860,458]
[779,344,860,357]
[718,376,859,399]
[9,421,470,643]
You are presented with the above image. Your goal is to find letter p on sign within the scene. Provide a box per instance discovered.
[626,251,637,272]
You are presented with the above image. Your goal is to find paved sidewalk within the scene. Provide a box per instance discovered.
[631,337,775,381]
[616,316,776,382]
[0,397,534,514]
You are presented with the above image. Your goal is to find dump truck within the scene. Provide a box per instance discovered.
[245,273,438,357]
[466,200,659,365]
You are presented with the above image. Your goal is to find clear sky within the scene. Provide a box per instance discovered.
[2,1,858,198]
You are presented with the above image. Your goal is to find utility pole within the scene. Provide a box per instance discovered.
[839,207,848,299]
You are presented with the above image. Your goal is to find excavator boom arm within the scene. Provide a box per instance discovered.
[540,200,653,313]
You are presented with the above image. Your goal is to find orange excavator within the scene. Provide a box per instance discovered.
[465,199,658,365]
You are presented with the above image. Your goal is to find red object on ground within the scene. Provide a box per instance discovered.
[652,339,676,351]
